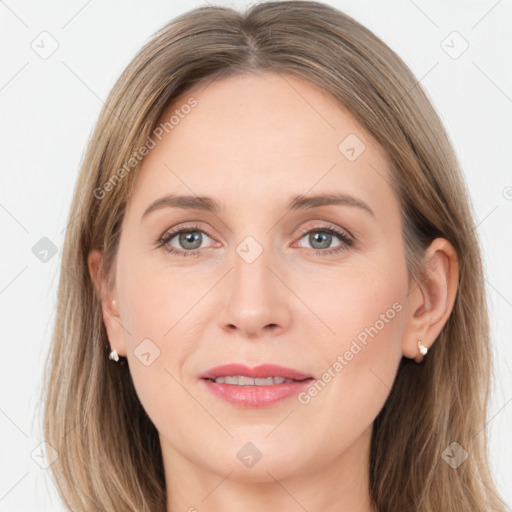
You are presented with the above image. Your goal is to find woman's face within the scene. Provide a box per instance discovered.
[101,72,414,483]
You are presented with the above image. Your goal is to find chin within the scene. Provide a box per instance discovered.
[200,435,314,483]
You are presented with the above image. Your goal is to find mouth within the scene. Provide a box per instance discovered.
[200,363,314,381]
[205,375,300,385]
[199,364,314,408]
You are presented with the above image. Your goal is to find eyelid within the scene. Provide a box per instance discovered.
[294,221,353,241]
[156,223,216,246]
[156,221,354,256]
[157,221,352,241]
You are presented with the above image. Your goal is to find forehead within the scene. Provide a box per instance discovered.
[128,71,394,217]
[157,71,374,157]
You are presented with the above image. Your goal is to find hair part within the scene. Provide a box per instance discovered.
[42,2,503,511]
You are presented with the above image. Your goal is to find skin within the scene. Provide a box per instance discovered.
[89,71,459,512]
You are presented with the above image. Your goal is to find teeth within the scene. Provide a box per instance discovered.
[212,375,295,385]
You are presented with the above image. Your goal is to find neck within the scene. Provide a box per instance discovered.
[162,426,376,512]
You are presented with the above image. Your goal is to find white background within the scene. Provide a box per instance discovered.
[0,0,511,510]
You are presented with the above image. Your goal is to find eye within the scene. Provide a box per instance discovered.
[294,224,353,256]
[156,223,354,258]
[156,224,215,257]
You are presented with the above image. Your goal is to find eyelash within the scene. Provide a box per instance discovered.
[156,223,354,258]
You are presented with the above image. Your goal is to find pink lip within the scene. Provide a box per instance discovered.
[199,364,314,408]
[199,363,313,381]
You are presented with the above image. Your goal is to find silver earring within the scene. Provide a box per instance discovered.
[109,349,120,362]
[418,339,428,356]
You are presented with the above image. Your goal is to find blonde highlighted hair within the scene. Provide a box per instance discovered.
[42,2,505,510]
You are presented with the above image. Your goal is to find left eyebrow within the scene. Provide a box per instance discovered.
[288,193,374,217]
[141,192,375,220]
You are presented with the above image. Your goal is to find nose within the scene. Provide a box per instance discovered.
[217,243,292,340]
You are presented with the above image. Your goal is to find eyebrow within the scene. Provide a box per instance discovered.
[141,192,375,219]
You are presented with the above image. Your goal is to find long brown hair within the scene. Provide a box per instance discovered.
[41,2,505,510]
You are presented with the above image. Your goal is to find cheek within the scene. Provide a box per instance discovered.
[298,252,408,423]
[117,258,209,431]
[119,255,208,343]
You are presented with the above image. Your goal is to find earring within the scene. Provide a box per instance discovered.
[109,349,120,362]
[418,339,428,356]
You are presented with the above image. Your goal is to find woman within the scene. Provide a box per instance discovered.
[42,1,505,511]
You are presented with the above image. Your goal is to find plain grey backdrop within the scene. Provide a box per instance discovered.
[1,0,511,510]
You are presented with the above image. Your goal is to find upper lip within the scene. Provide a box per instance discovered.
[200,364,314,381]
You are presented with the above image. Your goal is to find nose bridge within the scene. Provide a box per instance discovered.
[232,233,277,310]
[217,232,291,337]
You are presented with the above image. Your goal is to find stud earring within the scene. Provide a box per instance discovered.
[418,339,428,356]
[109,349,120,362]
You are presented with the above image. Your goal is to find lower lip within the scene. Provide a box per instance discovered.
[201,379,313,408]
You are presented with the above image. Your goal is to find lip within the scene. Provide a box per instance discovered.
[199,364,313,381]
[199,364,314,408]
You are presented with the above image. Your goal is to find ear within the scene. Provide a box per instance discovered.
[88,249,127,357]
[402,238,459,362]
